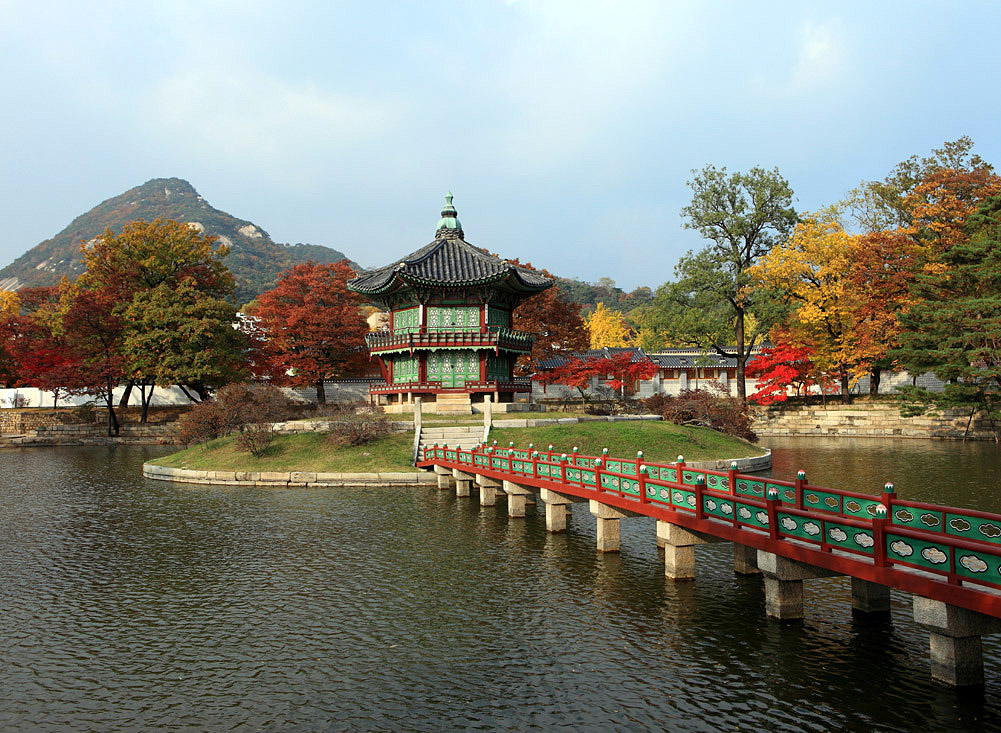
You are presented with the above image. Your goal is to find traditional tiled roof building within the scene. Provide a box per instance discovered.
[348,194,552,413]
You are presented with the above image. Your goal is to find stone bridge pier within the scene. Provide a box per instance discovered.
[657,521,726,580]
[588,500,644,553]
[451,468,475,497]
[475,474,501,506]
[913,597,1001,686]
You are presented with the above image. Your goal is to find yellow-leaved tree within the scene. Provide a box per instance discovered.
[0,291,19,318]
[585,302,632,349]
[748,217,862,402]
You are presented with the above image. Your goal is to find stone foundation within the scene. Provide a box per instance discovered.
[753,402,997,440]
[143,463,437,487]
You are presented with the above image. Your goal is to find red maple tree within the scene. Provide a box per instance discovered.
[250,260,368,405]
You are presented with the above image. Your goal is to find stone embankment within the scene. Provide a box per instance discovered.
[142,463,437,488]
[753,402,997,440]
[4,423,176,447]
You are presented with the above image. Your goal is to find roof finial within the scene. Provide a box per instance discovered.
[436,192,462,236]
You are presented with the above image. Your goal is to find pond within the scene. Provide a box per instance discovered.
[1,439,999,731]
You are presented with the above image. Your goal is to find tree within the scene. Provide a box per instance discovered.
[749,218,862,402]
[508,260,588,374]
[121,279,250,420]
[532,353,657,400]
[585,302,632,348]
[745,337,833,405]
[250,260,368,405]
[891,194,1001,439]
[669,165,798,402]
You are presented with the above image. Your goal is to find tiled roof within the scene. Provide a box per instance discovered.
[348,236,553,294]
[652,353,737,368]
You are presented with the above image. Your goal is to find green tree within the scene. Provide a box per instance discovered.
[666,165,798,402]
[121,279,250,418]
[891,194,1001,440]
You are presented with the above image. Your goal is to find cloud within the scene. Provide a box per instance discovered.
[706,499,718,511]
[789,19,845,90]
[804,522,821,536]
[755,511,769,526]
[781,516,797,531]
[721,503,733,515]
[920,513,941,527]
[921,547,948,565]
[828,527,848,543]
[950,518,972,533]
[738,507,751,520]
[980,524,1001,539]
[889,540,913,557]
[894,509,914,524]
[854,533,874,549]
[144,68,404,184]
[959,555,988,573]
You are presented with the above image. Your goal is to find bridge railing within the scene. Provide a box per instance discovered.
[420,442,1001,594]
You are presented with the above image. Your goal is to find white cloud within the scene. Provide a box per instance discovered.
[144,68,405,184]
[790,19,845,90]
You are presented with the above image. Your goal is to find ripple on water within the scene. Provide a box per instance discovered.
[1,445,1000,731]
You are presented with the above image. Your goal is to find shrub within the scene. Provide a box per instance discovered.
[173,383,296,447]
[235,424,275,457]
[644,382,757,442]
[327,407,393,447]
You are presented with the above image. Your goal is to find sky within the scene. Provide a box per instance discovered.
[1,0,999,291]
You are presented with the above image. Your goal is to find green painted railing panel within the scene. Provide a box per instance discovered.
[803,489,842,513]
[841,497,884,520]
[735,478,765,497]
[646,466,677,482]
[648,484,672,503]
[955,549,1001,585]
[581,470,596,486]
[945,512,1001,545]
[886,533,952,571]
[704,473,728,492]
[735,502,769,528]
[704,496,736,520]
[682,469,706,485]
[823,520,875,555]
[776,512,823,541]
[605,460,621,473]
[891,507,944,532]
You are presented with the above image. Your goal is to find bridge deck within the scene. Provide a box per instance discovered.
[419,443,1001,619]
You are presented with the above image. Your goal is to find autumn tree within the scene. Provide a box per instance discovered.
[250,260,368,405]
[532,353,658,400]
[508,259,588,374]
[745,337,833,405]
[586,302,632,348]
[749,218,862,402]
[891,194,1001,439]
[664,165,798,403]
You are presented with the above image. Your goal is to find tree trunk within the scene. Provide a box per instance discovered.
[840,369,852,404]
[119,380,134,408]
[105,380,119,436]
[178,384,200,403]
[869,368,881,396]
[140,383,151,423]
[735,307,747,404]
[316,379,327,406]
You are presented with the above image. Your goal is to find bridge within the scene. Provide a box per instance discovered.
[418,441,1001,687]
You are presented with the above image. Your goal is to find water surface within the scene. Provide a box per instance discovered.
[1,440,999,731]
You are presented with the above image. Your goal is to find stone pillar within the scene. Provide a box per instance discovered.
[540,488,573,533]
[757,550,841,621]
[733,544,761,575]
[433,464,454,491]
[589,500,643,553]
[913,596,1001,686]
[476,474,500,507]
[503,480,533,519]
[658,522,724,580]
[455,479,472,497]
[851,577,891,614]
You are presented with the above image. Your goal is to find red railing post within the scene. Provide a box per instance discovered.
[881,482,896,519]
[794,470,806,510]
[594,456,603,495]
[639,465,648,505]
[766,486,780,540]
[873,503,889,567]
[695,475,705,519]
[676,455,686,486]
[728,461,738,496]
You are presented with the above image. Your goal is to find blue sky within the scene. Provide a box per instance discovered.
[1,1,998,290]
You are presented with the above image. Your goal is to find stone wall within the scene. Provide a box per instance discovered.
[753,402,996,440]
[143,464,438,488]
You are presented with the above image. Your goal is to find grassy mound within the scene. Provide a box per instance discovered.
[150,420,764,475]
[487,421,761,465]
[154,432,415,472]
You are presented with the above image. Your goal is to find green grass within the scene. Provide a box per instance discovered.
[153,432,415,472]
[488,421,763,465]
[151,420,763,474]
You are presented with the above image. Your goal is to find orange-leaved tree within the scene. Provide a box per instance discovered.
[250,260,368,405]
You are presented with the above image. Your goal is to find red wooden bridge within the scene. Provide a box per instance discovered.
[418,441,1001,687]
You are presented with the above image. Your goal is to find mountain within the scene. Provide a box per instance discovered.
[0,178,360,303]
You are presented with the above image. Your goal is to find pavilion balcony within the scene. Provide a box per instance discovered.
[369,378,532,395]
[364,327,534,354]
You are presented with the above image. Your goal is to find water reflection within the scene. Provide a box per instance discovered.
[0,443,999,730]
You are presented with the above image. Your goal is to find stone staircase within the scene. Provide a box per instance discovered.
[417,425,484,461]
[434,392,473,415]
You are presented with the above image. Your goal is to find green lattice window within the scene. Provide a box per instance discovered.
[393,355,419,383]
[427,306,479,332]
[427,350,480,387]
[393,307,419,333]
[486,307,510,330]
[486,353,509,381]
